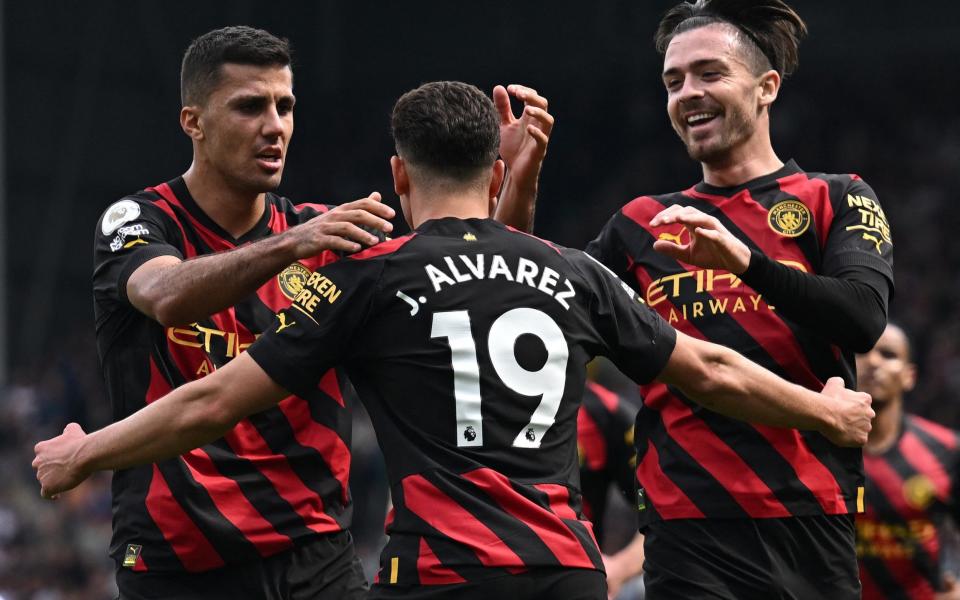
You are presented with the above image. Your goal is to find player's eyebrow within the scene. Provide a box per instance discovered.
[662,58,727,79]
[227,92,296,108]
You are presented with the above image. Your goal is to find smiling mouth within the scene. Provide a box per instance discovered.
[685,112,719,129]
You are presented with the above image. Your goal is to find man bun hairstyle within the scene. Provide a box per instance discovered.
[391,81,500,183]
[655,0,807,78]
[181,26,292,105]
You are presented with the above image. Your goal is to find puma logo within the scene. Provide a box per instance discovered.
[657,229,686,245]
[275,313,296,333]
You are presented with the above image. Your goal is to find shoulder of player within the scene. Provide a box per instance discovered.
[800,170,880,204]
[614,192,685,228]
[96,189,177,236]
[905,414,960,452]
[272,194,333,223]
[345,232,419,263]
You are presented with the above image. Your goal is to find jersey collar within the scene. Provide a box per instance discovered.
[694,159,802,197]
[166,176,275,246]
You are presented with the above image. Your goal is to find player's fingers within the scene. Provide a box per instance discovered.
[650,205,683,226]
[337,208,394,235]
[510,85,548,110]
[652,240,688,259]
[493,85,514,125]
[527,125,550,151]
[335,198,396,220]
[823,376,845,393]
[507,84,544,108]
[64,422,84,435]
[673,211,719,230]
[523,106,555,134]
[693,227,725,244]
[321,234,362,254]
[327,221,383,246]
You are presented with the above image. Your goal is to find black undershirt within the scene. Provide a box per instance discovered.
[740,249,891,353]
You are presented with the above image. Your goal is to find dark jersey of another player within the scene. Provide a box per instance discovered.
[587,161,894,525]
[93,177,352,572]
[247,217,677,586]
[858,415,960,600]
[577,381,636,544]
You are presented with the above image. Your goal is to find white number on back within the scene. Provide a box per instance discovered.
[431,308,569,448]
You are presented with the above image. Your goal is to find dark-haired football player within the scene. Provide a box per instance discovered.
[37,80,874,600]
[583,1,893,597]
[80,25,552,600]
[857,324,960,600]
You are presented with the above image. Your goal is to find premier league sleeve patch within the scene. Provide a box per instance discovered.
[101,199,142,235]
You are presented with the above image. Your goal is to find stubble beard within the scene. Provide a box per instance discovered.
[683,102,756,166]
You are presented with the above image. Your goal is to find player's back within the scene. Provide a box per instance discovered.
[252,215,675,585]
[354,217,604,584]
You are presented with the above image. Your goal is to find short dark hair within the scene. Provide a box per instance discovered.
[655,0,807,79]
[391,81,500,183]
[181,26,292,105]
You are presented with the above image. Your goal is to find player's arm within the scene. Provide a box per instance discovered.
[572,249,873,447]
[128,195,394,325]
[32,352,285,499]
[491,84,554,232]
[650,184,892,352]
[658,330,874,446]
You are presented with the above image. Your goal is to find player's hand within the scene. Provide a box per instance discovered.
[284,192,395,257]
[494,84,554,192]
[819,377,874,447]
[650,205,752,274]
[935,573,960,599]
[603,553,628,599]
[32,423,91,499]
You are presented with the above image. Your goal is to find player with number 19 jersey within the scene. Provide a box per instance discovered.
[247,217,677,587]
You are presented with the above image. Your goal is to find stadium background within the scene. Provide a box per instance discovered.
[1,1,958,597]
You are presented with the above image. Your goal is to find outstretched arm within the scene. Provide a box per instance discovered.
[492,85,554,232]
[33,353,285,498]
[658,330,874,446]
[129,195,394,325]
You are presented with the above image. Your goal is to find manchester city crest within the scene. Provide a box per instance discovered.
[277,263,312,300]
[767,199,811,238]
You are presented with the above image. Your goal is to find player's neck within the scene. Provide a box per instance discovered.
[409,192,490,228]
[864,398,903,455]
[701,133,783,188]
[182,165,266,238]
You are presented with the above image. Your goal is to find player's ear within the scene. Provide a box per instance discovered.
[758,69,780,109]
[902,361,918,393]
[390,155,409,197]
[181,106,204,141]
[488,159,506,201]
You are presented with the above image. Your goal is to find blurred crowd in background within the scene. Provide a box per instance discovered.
[2,1,959,598]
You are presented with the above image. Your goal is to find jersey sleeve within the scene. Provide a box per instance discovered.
[92,197,185,306]
[246,257,383,398]
[584,211,632,283]
[822,178,894,283]
[567,250,677,385]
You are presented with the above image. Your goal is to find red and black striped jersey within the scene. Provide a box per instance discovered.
[577,381,637,544]
[247,217,677,586]
[587,161,894,524]
[858,415,960,600]
[93,177,352,572]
